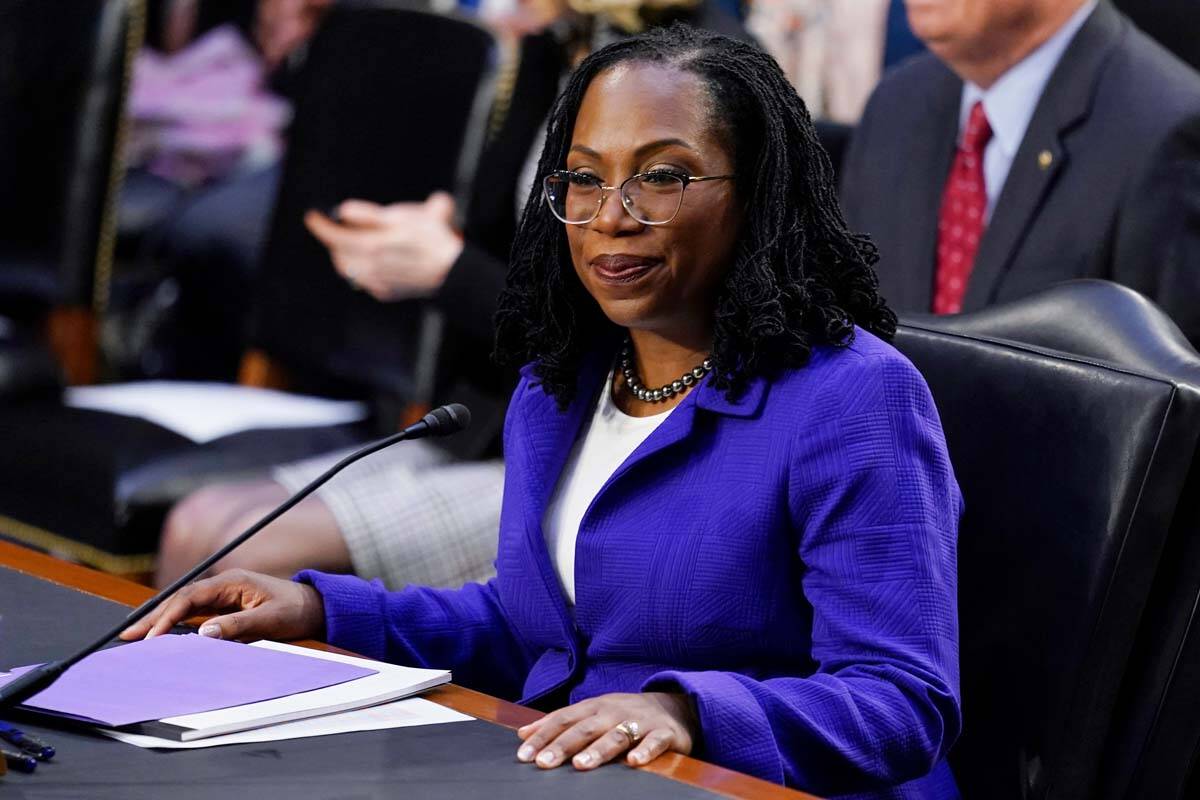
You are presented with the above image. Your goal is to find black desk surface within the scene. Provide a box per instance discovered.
[0,566,725,799]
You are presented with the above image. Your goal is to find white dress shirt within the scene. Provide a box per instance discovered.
[959,1,1097,221]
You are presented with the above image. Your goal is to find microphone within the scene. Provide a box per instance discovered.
[0,403,471,711]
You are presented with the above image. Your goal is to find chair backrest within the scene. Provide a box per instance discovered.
[892,280,1200,799]
[0,0,142,309]
[923,280,1200,799]
[0,0,143,384]
[247,3,496,400]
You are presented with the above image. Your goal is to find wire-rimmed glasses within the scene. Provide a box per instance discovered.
[542,170,735,226]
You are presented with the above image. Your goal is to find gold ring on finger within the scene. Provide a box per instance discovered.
[615,720,642,747]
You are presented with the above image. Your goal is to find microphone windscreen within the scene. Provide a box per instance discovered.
[422,403,471,437]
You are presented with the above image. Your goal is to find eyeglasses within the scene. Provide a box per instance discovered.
[542,169,736,226]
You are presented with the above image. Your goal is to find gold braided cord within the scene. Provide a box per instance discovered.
[92,0,147,320]
[486,38,521,143]
[0,512,155,575]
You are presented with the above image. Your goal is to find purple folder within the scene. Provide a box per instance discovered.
[0,634,376,727]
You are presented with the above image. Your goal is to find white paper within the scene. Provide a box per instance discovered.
[160,640,450,739]
[102,697,472,749]
[65,381,368,444]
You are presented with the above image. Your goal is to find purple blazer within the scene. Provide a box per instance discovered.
[298,328,963,799]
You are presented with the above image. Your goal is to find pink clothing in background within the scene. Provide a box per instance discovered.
[127,25,291,186]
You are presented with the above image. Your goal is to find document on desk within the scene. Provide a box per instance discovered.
[65,381,368,443]
[0,634,377,727]
[129,641,451,741]
[102,697,473,749]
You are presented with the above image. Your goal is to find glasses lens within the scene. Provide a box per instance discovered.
[623,172,685,224]
[544,172,602,224]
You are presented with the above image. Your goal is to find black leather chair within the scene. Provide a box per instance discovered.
[0,0,145,385]
[892,280,1200,799]
[0,3,497,576]
[921,280,1200,799]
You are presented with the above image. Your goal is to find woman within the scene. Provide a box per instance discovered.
[155,0,753,592]
[124,24,962,799]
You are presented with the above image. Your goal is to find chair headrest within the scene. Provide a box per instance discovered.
[900,279,1200,386]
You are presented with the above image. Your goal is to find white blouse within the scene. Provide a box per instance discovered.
[542,371,673,604]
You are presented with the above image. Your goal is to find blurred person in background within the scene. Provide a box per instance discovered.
[839,0,1200,341]
[746,0,890,124]
[154,0,753,590]
[119,0,330,380]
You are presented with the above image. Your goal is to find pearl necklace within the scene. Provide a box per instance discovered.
[619,339,714,403]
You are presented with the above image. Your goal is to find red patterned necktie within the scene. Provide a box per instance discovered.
[933,100,993,314]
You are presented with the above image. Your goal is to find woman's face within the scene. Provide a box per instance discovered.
[562,63,742,340]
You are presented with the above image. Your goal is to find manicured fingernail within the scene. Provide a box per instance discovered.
[575,751,593,767]
[537,750,556,766]
[517,745,534,762]
[631,751,647,764]
[199,623,221,638]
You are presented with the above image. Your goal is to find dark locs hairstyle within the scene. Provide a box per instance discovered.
[493,23,896,408]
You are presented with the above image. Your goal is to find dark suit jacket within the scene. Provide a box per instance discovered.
[840,2,1200,344]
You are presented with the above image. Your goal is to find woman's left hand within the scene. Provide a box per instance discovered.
[516,692,698,771]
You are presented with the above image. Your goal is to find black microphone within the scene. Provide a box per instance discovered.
[0,403,471,711]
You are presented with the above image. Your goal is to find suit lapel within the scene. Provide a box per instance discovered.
[513,356,605,628]
[583,373,768,514]
[908,66,963,312]
[516,356,605,524]
[513,359,768,600]
[963,2,1125,310]
[592,394,698,501]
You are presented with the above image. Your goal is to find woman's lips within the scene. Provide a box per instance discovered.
[590,254,663,284]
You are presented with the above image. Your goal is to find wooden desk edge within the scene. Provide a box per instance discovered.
[0,540,817,800]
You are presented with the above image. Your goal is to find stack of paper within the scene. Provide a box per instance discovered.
[0,635,468,748]
[65,382,368,443]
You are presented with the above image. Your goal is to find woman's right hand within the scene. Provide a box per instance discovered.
[119,569,327,643]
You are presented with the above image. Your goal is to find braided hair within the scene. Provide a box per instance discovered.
[493,23,896,408]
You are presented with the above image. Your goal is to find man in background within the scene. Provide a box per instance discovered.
[840,0,1200,343]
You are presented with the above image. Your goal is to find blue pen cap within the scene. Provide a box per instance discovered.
[2,748,37,773]
[23,742,54,761]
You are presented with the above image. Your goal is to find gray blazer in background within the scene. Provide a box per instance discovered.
[839,1,1200,344]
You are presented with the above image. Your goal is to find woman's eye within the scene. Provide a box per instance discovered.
[641,170,686,185]
[566,171,600,186]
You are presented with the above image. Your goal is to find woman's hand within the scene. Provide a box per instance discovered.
[119,569,327,643]
[516,692,698,771]
[304,193,464,302]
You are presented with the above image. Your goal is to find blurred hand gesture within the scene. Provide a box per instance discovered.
[304,192,464,302]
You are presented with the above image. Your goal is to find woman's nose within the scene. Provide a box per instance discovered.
[589,189,643,236]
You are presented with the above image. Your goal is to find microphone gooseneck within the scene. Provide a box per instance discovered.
[0,403,471,711]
